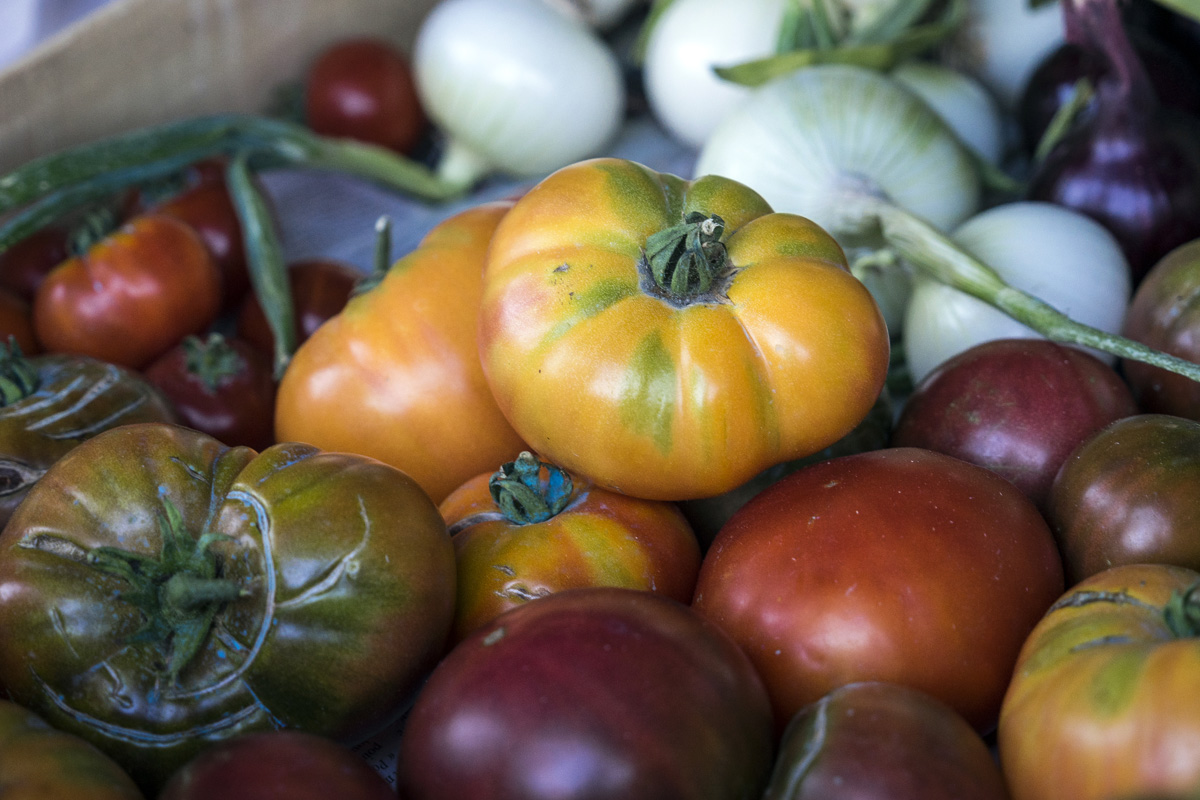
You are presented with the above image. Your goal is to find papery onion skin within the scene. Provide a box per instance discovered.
[695,65,981,244]
[903,201,1131,384]
[413,0,626,180]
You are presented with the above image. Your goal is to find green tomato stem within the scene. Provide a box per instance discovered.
[183,334,244,393]
[489,452,574,525]
[644,212,728,298]
[868,198,1200,385]
[0,339,39,406]
[1164,583,1200,639]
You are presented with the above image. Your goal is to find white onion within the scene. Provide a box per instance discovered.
[890,60,1005,165]
[642,0,789,149]
[413,0,626,184]
[904,201,1132,384]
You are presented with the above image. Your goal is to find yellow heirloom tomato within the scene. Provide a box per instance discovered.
[478,158,890,501]
[275,201,527,504]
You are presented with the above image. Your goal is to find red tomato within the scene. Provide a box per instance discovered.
[143,333,277,451]
[892,338,1137,511]
[0,224,70,301]
[236,258,361,359]
[33,214,222,369]
[692,447,1064,734]
[305,38,427,155]
[398,587,775,800]
[440,451,702,642]
[158,731,394,800]
[149,172,250,309]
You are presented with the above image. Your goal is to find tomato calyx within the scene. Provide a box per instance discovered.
[0,339,39,406]
[183,333,246,394]
[65,205,121,258]
[489,452,574,525]
[85,498,246,683]
[642,212,731,301]
[1164,582,1200,638]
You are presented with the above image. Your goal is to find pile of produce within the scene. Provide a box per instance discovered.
[2,0,1200,797]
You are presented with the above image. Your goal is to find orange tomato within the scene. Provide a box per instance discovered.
[274,201,526,503]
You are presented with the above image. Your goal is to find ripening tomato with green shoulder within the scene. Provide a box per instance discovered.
[440,451,702,642]
[999,563,1200,800]
[478,157,890,501]
[274,201,526,504]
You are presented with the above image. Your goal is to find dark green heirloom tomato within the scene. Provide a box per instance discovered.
[0,341,175,527]
[0,698,144,800]
[0,422,456,795]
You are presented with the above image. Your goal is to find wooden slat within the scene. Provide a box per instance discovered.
[0,0,440,172]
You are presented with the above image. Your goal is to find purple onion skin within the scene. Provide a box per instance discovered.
[1017,36,1200,154]
[1026,80,1200,285]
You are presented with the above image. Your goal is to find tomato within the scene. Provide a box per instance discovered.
[275,202,527,504]
[764,682,1009,800]
[305,38,427,155]
[1121,238,1200,421]
[236,257,361,360]
[478,157,890,501]
[691,447,1064,734]
[0,345,175,527]
[0,285,39,354]
[0,422,456,793]
[892,338,1137,511]
[1047,413,1200,585]
[0,224,70,301]
[158,731,394,800]
[0,699,144,800]
[440,451,702,642]
[143,333,277,451]
[397,587,775,800]
[999,563,1200,800]
[33,214,222,369]
[144,167,251,309]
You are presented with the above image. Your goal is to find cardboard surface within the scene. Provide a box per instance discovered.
[0,0,440,172]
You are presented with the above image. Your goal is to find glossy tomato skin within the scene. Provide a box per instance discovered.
[397,587,775,800]
[440,457,702,642]
[893,338,1137,510]
[0,699,144,800]
[0,422,456,794]
[276,202,527,504]
[692,447,1064,734]
[999,563,1200,800]
[33,214,222,369]
[158,731,394,800]
[764,682,1009,800]
[1122,239,1200,420]
[1047,413,1200,584]
[479,158,890,501]
[0,354,175,527]
[305,37,427,154]
[236,257,361,360]
[144,334,277,451]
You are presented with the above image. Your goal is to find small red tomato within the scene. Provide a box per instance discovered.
[0,225,70,301]
[305,38,427,155]
[143,333,277,451]
[151,175,250,309]
[33,214,222,369]
[158,730,394,800]
[236,258,361,358]
[440,452,702,642]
